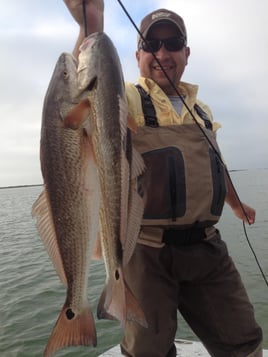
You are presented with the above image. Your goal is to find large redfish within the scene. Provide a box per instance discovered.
[32,52,99,356]
[77,32,147,328]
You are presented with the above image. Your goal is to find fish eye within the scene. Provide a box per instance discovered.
[63,71,69,79]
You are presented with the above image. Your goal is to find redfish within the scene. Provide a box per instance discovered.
[32,52,99,356]
[78,32,147,328]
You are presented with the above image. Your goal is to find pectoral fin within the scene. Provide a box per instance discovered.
[63,99,91,129]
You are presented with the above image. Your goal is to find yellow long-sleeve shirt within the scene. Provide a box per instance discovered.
[125,77,221,132]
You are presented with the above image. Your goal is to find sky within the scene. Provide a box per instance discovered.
[0,0,267,187]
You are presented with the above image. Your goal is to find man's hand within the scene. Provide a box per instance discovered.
[232,202,256,225]
[63,0,104,32]
[63,0,104,58]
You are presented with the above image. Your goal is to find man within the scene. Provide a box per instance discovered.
[64,1,262,356]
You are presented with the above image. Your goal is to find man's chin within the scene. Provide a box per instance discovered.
[153,78,172,91]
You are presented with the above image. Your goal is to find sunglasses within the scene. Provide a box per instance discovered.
[139,37,186,53]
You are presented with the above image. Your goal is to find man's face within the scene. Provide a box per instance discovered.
[136,23,190,95]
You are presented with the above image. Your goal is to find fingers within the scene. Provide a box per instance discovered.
[241,204,256,225]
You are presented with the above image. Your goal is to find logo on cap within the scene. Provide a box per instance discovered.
[152,12,171,20]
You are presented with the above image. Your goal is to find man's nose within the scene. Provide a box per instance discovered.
[155,44,170,58]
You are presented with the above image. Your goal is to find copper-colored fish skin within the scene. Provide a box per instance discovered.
[32,52,99,356]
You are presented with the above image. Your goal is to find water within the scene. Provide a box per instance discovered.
[0,170,267,356]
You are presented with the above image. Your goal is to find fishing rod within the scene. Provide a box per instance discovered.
[116,0,268,287]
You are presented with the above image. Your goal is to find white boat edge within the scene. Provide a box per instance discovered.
[99,339,268,356]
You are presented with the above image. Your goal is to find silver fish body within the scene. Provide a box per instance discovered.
[78,32,147,328]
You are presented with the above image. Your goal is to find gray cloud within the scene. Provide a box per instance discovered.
[0,0,267,187]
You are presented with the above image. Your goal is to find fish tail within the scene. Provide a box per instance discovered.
[97,268,147,328]
[97,268,126,325]
[44,302,97,357]
[125,280,148,328]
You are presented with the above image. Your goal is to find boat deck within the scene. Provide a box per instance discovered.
[99,339,268,356]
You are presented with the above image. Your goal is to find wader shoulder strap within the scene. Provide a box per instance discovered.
[135,84,159,127]
[193,103,213,130]
[136,84,212,130]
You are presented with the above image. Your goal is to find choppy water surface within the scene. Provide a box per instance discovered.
[0,169,267,356]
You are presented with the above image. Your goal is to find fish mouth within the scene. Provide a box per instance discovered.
[80,36,96,51]
[77,72,98,93]
[87,76,98,91]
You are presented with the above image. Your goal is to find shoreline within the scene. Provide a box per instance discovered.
[0,184,43,190]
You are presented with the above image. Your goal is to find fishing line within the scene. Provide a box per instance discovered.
[242,221,268,287]
[116,0,268,287]
[226,169,268,287]
[82,0,88,37]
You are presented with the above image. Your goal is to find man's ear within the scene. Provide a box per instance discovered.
[185,46,190,65]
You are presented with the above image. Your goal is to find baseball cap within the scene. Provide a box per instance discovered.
[138,8,187,46]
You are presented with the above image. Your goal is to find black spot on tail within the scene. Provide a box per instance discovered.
[66,308,75,320]
[115,269,120,281]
